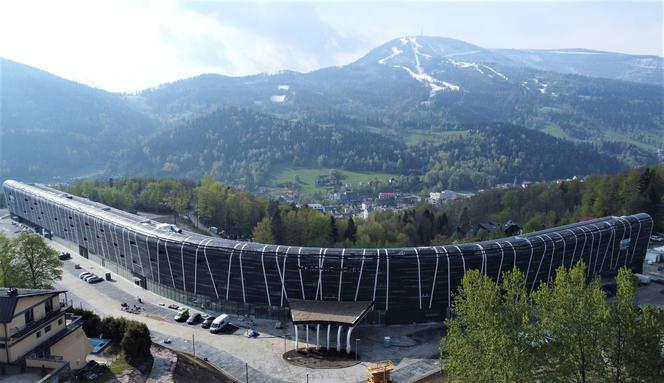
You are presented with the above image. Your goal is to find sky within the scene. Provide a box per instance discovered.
[0,1,661,93]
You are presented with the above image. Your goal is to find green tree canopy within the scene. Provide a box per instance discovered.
[9,233,62,289]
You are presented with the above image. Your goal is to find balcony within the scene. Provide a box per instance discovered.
[9,305,71,341]
[64,313,83,331]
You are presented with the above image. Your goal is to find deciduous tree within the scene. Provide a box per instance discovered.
[533,262,608,383]
[11,233,62,289]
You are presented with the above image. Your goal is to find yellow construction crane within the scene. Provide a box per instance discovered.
[367,360,395,383]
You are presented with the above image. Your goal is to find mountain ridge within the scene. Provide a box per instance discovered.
[1,35,662,188]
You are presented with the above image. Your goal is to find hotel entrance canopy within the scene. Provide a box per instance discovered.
[288,299,374,353]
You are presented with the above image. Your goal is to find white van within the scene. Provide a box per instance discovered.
[634,273,652,285]
[209,314,230,334]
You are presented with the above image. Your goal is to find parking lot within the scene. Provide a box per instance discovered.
[0,210,442,383]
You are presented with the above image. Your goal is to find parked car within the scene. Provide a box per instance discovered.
[209,314,230,334]
[186,313,202,325]
[83,274,98,282]
[87,276,103,284]
[635,273,652,285]
[201,315,214,329]
[174,308,189,322]
[79,272,93,280]
[58,252,71,260]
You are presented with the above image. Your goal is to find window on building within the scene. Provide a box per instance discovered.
[45,298,53,314]
[58,318,63,325]
[25,308,34,324]
[36,331,41,338]
[0,343,5,349]
[130,240,136,245]
[45,325,52,333]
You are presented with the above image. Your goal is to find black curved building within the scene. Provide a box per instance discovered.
[2,180,653,325]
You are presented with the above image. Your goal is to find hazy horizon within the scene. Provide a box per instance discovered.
[1,1,662,93]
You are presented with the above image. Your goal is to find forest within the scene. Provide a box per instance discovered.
[112,107,631,192]
[59,165,663,248]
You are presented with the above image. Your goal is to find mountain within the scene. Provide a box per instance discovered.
[0,58,160,181]
[136,36,663,155]
[1,36,662,191]
[493,48,664,86]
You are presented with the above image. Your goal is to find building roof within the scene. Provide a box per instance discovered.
[0,288,66,323]
[288,299,374,327]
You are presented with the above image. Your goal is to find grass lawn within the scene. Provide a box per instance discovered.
[540,122,575,142]
[267,165,398,196]
[401,129,468,145]
[364,126,468,146]
[602,130,661,152]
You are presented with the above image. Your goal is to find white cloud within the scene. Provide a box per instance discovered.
[0,1,661,93]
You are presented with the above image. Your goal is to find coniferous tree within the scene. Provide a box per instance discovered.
[329,216,339,244]
[345,217,357,243]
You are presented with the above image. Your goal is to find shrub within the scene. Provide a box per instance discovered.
[121,320,151,364]
[69,308,101,338]
[99,316,128,343]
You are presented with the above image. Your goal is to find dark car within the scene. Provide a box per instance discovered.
[186,313,202,325]
[201,315,214,329]
[58,252,71,260]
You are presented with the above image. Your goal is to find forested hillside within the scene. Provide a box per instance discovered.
[421,125,624,190]
[114,108,426,187]
[113,109,625,190]
[0,58,159,181]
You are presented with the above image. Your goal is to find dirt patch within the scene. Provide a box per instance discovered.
[413,369,446,383]
[172,351,238,383]
[283,348,360,369]
[114,357,153,383]
[409,326,446,344]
